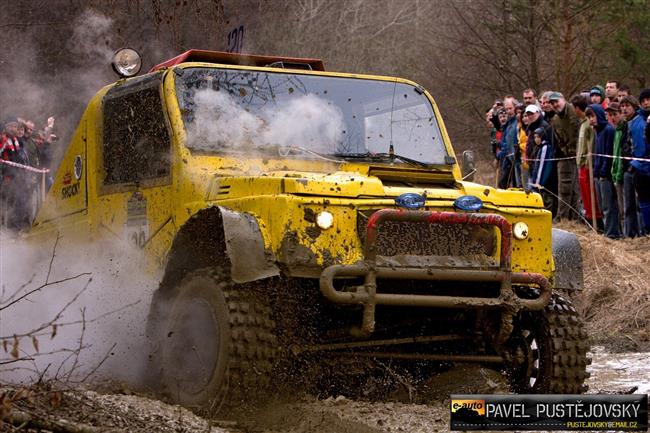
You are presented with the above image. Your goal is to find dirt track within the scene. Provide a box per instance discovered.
[3,345,648,433]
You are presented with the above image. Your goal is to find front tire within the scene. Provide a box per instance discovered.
[506,292,590,393]
[154,267,277,412]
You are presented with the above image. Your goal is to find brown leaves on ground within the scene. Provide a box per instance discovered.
[0,383,226,433]
[558,222,650,351]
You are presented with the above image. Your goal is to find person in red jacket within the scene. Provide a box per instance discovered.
[1,119,31,230]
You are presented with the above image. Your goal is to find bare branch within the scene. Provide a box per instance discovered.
[46,232,61,285]
[1,278,92,342]
[76,343,117,384]
[0,273,36,305]
[0,273,92,312]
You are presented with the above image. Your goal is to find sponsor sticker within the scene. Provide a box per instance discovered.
[74,155,83,180]
[125,192,148,249]
[61,182,80,199]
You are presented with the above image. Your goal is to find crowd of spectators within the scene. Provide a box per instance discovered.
[0,116,57,231]
[486,83,650,239]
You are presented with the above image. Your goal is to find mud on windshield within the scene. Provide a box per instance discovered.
[174,67,449,165]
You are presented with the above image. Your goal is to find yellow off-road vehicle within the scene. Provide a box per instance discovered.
[28,49,588,410]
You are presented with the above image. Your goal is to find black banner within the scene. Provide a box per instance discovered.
[450,394,648,431]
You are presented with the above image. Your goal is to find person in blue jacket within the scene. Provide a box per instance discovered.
[587,104,622,238]
[628,88,650,233]
[528,127,558,216]
[496,96,522,189]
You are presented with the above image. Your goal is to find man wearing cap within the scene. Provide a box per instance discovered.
[540,90,556,122]
[628,89,650,233]
[572,94,601,228]
[550,91,582,222]
[523,105,549,178]
[620,96,639,126]
[590,85,607,109]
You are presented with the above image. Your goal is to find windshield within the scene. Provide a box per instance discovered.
[175,67,449,164]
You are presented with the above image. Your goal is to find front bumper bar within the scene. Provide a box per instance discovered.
[319,209,551,339]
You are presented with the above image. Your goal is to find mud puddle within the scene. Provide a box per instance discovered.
[587,345,650,394]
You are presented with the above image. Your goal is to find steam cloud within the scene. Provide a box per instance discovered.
[0,233,158,386]
[0,9,154,386]
[186,89,345,155]
[68,10,114,62]
[0,9,116,162]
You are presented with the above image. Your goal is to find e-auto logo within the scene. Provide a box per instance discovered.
[451,399,486,417]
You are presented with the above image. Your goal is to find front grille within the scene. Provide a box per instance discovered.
[357,210,497,257]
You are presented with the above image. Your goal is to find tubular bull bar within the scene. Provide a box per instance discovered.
[319,209,551,341]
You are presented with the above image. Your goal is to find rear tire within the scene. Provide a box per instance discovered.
[152,267,277,413]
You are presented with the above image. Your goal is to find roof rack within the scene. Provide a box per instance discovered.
[149,49,325,72]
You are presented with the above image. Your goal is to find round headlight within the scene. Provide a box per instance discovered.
[111,48,142,78]
[316,211,334,230]
[513,221,529,240]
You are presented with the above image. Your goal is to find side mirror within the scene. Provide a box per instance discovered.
[461,150,476,181]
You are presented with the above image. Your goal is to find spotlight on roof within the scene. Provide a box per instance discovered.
[111,48,142,78]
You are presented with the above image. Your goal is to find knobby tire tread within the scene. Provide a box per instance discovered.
[510,291,590,394]
[542,292,591,394]
[159,267,278,412]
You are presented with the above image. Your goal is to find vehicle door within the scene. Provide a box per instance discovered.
[96,73,175,267]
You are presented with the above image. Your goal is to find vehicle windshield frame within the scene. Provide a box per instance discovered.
[173,65,451,165]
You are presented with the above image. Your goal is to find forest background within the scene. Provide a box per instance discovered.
[1,0,648,163]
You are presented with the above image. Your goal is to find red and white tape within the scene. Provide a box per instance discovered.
[523,153,650,163]
[0,159,50,173]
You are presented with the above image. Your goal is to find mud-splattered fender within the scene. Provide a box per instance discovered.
[220,207,280,283]
[160,206,279,291]
[551,228,583,290]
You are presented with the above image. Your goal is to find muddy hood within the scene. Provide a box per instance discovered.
[236,170,544,208]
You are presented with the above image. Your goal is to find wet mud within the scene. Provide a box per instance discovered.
[3,347,647,433]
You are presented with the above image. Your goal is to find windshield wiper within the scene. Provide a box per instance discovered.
[332,152,442,170]
[260,144,347,163]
